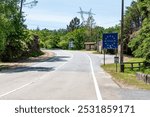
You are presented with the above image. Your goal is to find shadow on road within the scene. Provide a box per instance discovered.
[49,56,71,62]
[0,66,55,73]
[0,55,71,74]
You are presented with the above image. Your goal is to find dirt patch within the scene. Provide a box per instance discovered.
[0,50,55,70]
[124,55,133,62]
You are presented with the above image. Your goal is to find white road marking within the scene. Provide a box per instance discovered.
[0,82,33,98]
[56,52,73,70]
[86,54,102,100]
[40,52,74,80]
[0,51,74,98]
[39,61,69,80]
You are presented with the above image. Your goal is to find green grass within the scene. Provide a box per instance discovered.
[28,51,44,57]
[101,58,150,90]
[127,58,145,62]
[92,51,102,54]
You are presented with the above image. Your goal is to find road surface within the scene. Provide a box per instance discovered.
[0,50,150,100]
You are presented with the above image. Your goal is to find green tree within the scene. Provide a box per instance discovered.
[123,1,143,54]
[0,0,40,61]
[67,17,80,32]
[33,29,66,49]
[58,28,87,50]
[128,18,150,60]
[0,6,7,56]
[0,0,28,61]
[138,0,150,19]
[128,0,150,61]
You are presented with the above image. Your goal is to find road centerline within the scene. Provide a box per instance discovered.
[0,51,74,98]
[0,82,33,98]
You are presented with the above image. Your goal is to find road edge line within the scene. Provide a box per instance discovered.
[86,54,102,100]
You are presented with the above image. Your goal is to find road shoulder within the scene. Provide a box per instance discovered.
[0,50,55,71]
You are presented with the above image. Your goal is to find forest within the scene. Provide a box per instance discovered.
[0,0,149,63]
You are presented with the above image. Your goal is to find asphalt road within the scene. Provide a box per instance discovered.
[0,50,150,100]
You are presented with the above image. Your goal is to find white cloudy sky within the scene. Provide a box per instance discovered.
[23,0,134,30]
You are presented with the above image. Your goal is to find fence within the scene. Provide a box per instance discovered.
[123,62,144,71]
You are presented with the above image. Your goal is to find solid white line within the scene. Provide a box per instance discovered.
[0,82,33,98]
[86,54,102,100]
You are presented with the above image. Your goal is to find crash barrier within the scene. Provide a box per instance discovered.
[136,72,150,84]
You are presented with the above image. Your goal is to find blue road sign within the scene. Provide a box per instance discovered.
[102,33,118,49]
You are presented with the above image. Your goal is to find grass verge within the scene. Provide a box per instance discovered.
[101,58,150,90]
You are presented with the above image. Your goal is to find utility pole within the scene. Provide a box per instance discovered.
[120,0,124,72]
[20,0,38,16]
[20,0,24,16]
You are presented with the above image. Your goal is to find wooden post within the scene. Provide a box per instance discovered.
[138,63,141,71]
[131,63,133,70]
[116,49,118,72]
[120,0,124,72]
[20,0,23,16]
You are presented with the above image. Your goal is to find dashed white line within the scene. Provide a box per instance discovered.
[0,82,33,98]
[40,52,74,80]
[0,51,74,98]
[86,54,102,100]
[57,53,73,69]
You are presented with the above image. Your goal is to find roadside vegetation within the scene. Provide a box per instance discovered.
[0,0,149,72]
[124,0,150,64]
[0,0,42,62]
[101,58,150,90]
[101,0,150,89]
[33,0,149,64]
[31,23,106,50]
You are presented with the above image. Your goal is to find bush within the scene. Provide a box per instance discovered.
[128,19,150,60]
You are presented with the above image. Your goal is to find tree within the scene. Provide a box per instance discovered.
[0,2,8,56]
[128,21,150,60]
[67,17,80,32]
[128,0,150,62]
[58,28,87,50]
[138,0,150,19]
[123,1,142,54]
[0,0,40,61]
[0,0,28,61]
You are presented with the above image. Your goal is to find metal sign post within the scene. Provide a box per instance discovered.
[104,49,106,65]
[114,56,119,72]
[114,49,119,72]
